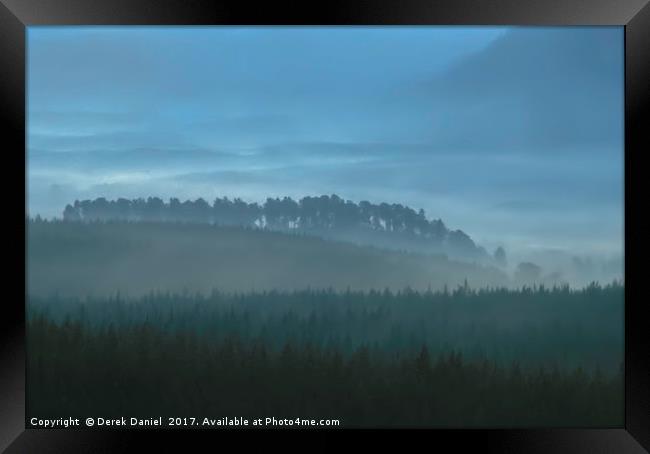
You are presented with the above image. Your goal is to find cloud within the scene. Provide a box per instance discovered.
[172,169,286,186]
[26,27,624,259]
[29,110,136,136]
[410,27,623,151]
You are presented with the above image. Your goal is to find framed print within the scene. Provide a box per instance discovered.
[1,0,648,452]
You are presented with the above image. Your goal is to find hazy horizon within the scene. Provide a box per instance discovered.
[27,26,624,264]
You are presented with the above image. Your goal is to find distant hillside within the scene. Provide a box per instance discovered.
[62,195,490,262]
[27,219,507,298]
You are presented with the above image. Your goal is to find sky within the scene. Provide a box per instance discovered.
[27,26,624,261]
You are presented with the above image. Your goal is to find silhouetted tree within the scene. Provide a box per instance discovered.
[514,262,542,284]
[58,194,491,260]
[494,246,507,268]
[62,204,80,222]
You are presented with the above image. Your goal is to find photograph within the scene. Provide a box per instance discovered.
[25,25,625,429]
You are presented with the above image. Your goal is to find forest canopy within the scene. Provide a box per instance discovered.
[62,195,488,261]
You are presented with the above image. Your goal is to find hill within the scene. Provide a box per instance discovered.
[27,218,507,297]
[61,195,491,262]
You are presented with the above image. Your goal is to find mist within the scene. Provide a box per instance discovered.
[27,26,623,278]
[25,26,625,427]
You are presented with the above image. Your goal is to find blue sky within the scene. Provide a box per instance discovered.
[27,26,624,260]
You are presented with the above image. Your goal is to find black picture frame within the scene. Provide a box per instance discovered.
[1,0,648,451]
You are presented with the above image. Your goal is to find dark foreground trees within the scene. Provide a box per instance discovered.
[27,284,624,427]
[28,283,624,372]
[27,315,622,428]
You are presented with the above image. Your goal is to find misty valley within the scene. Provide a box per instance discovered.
[26,196,624,427]
[22,25,626,433]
